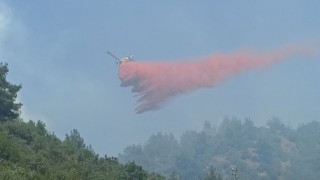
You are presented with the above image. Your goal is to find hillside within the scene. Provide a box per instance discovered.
[0,119,166,179]
[119,118,320,180]
[0,63,164,179]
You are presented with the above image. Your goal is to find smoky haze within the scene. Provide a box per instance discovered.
[118,45,314,114]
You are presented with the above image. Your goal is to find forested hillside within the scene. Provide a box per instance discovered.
[0,119,167,179]
[119,118,320,180]
[0,63,164,179]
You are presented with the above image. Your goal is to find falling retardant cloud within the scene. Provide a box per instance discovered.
[118,45,314,114]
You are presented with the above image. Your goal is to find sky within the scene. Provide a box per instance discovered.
[1,0,320,156]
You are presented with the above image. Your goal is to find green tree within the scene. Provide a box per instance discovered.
[65,129,85,149]
[0,63,22,121]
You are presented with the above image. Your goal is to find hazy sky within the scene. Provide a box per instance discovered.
[1,0,320,156]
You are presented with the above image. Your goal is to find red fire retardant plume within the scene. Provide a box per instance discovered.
[118,45,313,114]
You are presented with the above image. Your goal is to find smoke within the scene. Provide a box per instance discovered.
[0,2,11,49]
[118,45,314,114]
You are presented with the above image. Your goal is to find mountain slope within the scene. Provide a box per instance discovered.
[120,118,320,180]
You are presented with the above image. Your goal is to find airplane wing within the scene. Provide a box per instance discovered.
[107,52,120,61]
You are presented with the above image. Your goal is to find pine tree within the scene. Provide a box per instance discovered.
[0,63,22,121]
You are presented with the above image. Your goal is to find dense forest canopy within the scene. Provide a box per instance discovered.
[120,118,320,180]
[0,119,168,179]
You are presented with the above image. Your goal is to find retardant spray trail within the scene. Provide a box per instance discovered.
[118,45,313,114]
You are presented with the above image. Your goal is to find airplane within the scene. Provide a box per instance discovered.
[107,52,134,65]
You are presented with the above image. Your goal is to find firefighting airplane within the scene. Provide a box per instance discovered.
[107,52,134,65]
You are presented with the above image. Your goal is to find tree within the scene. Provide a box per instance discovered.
[65,129,85,149]
[0,63,22,121]
[204,165,223,180]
